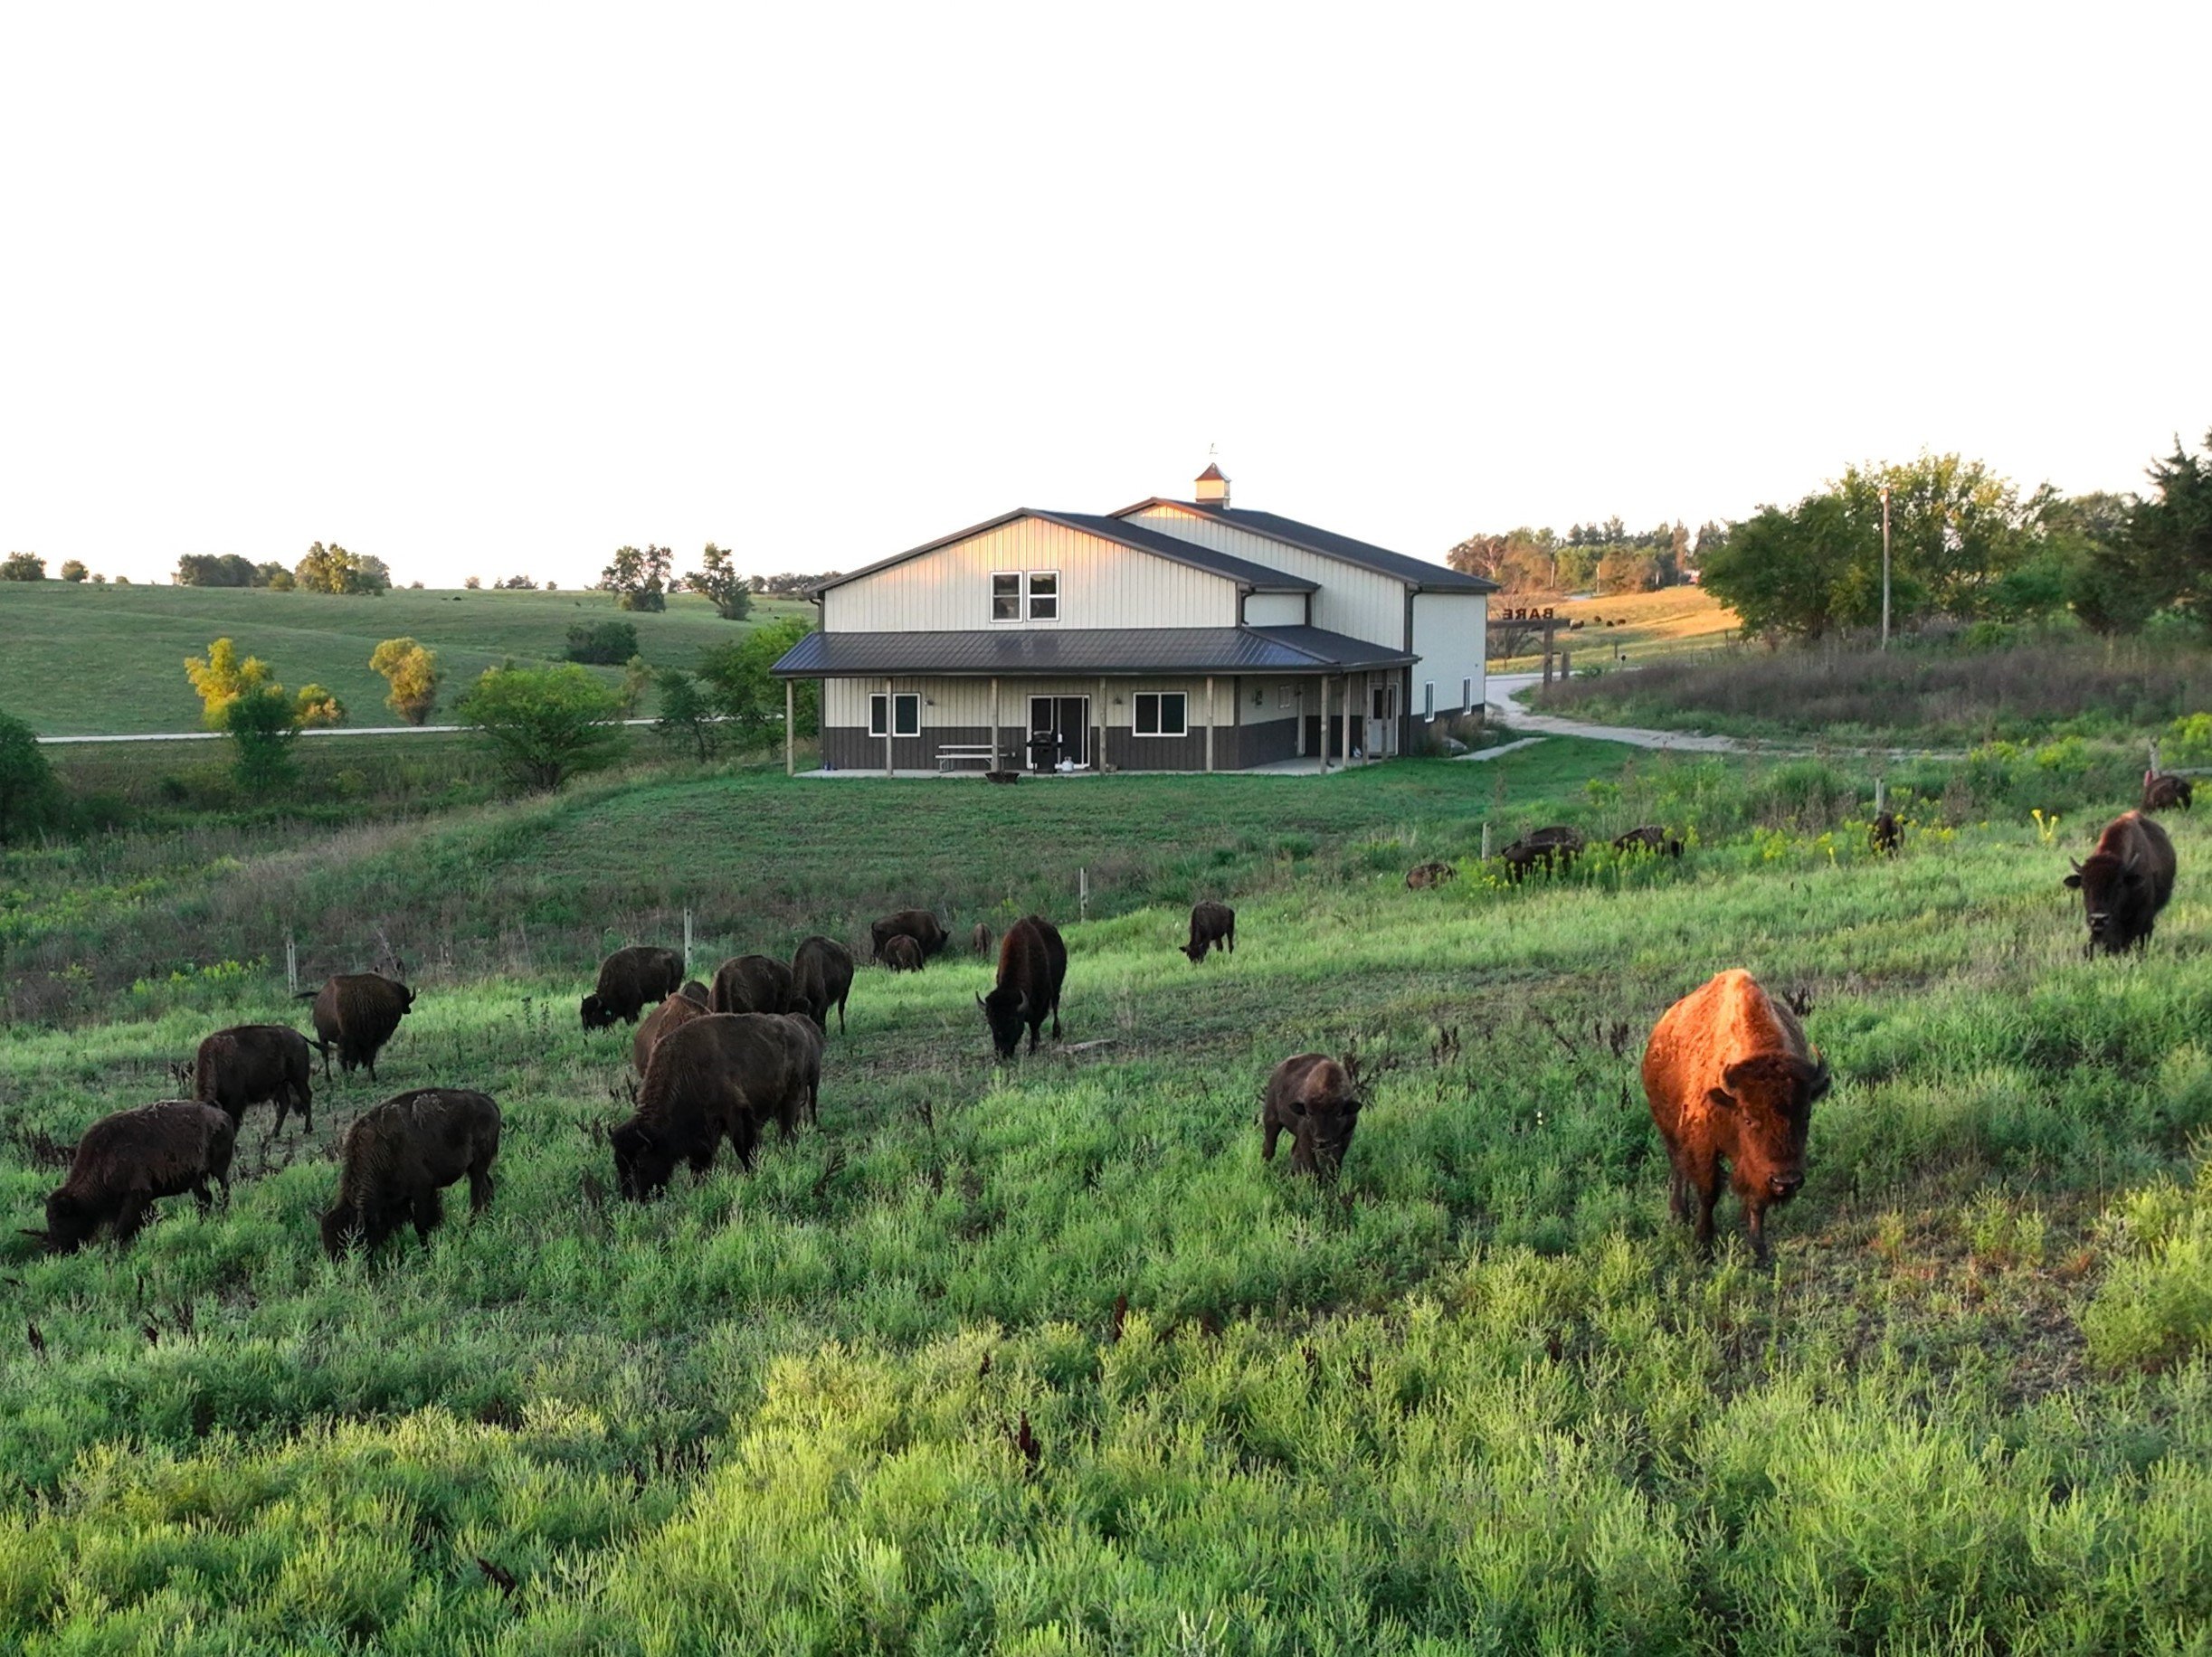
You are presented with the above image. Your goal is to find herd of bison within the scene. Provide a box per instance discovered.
[20,769,2193,1266]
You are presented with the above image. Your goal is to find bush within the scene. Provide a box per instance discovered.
[456,665,625,790]
[695,617,817,749]
[223,685,300,791]
[58,562,87,583]
[0,711,61,842]
[566,620,640,666]
[2,553,46,582]
[369,639,441,725]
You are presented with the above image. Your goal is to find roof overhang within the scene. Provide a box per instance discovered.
[771,625,1416,679]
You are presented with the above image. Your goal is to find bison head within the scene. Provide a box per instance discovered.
[1707,1051,1828,1206]
[2066,849,2149,952]
[1182,939,1210,963]
[679,981,711,1007]
[978,987,1029,1060]
[41,1191,95,1255]
[579,993,616,1031]
[319,1201,364,1258]
[610,1120,673,1200]
[1287,1061,1362,1179]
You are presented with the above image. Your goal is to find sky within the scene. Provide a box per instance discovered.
[3,2,2207,589]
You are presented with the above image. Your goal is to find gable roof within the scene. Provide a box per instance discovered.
[771,623,1412,679]
[1110,498,1499,594]
[809,507,1314,598]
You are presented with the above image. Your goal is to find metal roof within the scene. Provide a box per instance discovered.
[1108,499,1500,593]
[770,625,1416,678]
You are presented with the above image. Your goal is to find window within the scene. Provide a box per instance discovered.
[869,693,921,738]
[1462,677,1473,710]
[1423,681,1436,722]
[1134,692,1187,737]
[989,569,1060,623]
[991,573,1021,621]
[1277,683,1293,709]
[1026,570,1059,621]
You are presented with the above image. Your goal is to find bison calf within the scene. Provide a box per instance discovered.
[2065,810,2176,956]
[1261,1054,1362,1180]
[1643,969,1830,1261]
[299,972,415,1082]
[36,1102,236,1254]
[1406,861,1457,890]
[321,1088,500,1256]
[2143,770,2195,813]
[871,909,948,963]
[971,922,993,956]
[582,945,685,1030]
[790,935,855,1035]
[880,935,925,972]
[980,915,1067,1059]
[195,1024,315,1136]
[1612,824,1684,858]
[1183,901,1236,963]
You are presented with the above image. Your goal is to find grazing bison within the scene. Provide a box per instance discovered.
[971,922,993,956]
[710,953,795,1016]
[195,1024,315,1136]
[34,1101,235,1254]
[632,988,712,1076]
[581,945,685,1030]
[979,915,1068,1059]
[1183,901,1237,962]
[870,909,948,964]
[790,935,855,1035]
[1260,1054,1362,1180]
[2143,770,2195,813]
[2065,810,2177,957]
[880,935,925,972]
[320,1088,500,1256]
[1870,811,1903,857]
[1499,825,1587,883]
[299,973,415,1082]
[1406,861,1457,890]
[1612,824,1684,858]
[1643,969,1831,1261]
[612,1014,796,1198]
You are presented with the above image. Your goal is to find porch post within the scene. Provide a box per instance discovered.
[1097,677,1107,771]
[784,679,794,776]
[1296,684,1305,757]
[990,677,1000,770]
[1320,676,1332,774]
[1204,676,1215,773]
[883,676,894,776]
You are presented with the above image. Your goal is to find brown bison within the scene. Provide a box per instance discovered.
[2143,770,2195,813]
[2065,810,2177,956]
[1870,811,1903,857]
[1643,969,1831,1261]
[195,1024,315,1136]
[710,953,795,1016]
[33,1101,236,1254]
[769,1013,825,1133]
[870,909,948,964]
[979,915,1068,1059]
[1612,824,1684,858]
[880,935,925,972]
[632,988,712,1075]
[612,1014,798,1198]
[1501,825,1586,883]
[1260,1054,1362,1180]
[1406,861,1457,890]
[320,1088,500,1256]
[971,922,993,956]
[1183,901,1237,962]
[298,973,415,1082]
[581,945,685,1030]
[790,936,855,1035]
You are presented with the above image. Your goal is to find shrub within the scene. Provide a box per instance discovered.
[0,711,60,842]
[696,617,818,749]
[369,638,441,725]
[566,620,640,666]
[223,685,300,791]
[292,684,346,729]
[58,561,87,583]
[1,553,46,582]
[653,668,718,761]
[184,638,279,728]
[455,664,625,790]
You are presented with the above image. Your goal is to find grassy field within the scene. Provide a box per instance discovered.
[0,581,806,735]
[5,746,2212,1648]
[1493,586,1740,671]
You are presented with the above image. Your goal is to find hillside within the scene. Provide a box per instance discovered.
[5,746,2212,1645]
[0,581,807,735]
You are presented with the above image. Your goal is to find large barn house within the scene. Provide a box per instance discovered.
[772,466,1495,774]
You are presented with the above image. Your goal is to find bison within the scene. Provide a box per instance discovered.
[195,1024,315,1136]
[612,1014,797,1198]
[1406,861,1457,890]
[320,1088,500,1256]
[2143,770,2195,813]
[2065,810,2177,957]
[1260,1054,1362,1180]
[979,915,1068,1059]
[1870,811,1903,857]
[870,909,948,964]
[971,922,993,956]
[581,945,685,1030]
[1643,968,1831,1261]
[880,935,925,972]
[632,988,712,1075]
[1612,824,1684,858]
[790,936,855,1035]
[769,1013,825,1133]
[1183,901,1237,962]
[33,1101,236,1254]
[299,973,415,1082]
[710,953,795,1016]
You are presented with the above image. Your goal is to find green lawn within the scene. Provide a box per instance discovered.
[0,581,806,735]
[5,748,2212,1648]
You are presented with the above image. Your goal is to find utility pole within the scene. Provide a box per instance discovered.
[1879,483,1893,651]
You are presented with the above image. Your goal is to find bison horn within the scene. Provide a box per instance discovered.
[975,993,987,1008]
[17,1228,49,1242]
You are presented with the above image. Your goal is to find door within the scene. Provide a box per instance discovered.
[1027,696,1089,770]
[1367,682,1400,757]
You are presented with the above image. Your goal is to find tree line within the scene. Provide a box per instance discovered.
[1447,522,1708,596]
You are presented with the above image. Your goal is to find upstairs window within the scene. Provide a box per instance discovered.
[869,693,921,738]
[1026,571,1059,621]
[989,569,1059,623]
[1134,692,1187,737]
[991,573,1021,621]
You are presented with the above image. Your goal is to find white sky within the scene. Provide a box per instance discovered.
[4,2,2207,588]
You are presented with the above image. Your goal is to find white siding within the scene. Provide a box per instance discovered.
[822,516,1239,633]
[1242,592,1306,627]
[829,676,1239,729]
[1125,504,1408,648]
[1411,592,1487,714]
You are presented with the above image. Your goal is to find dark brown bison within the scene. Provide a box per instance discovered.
[298,973,415,1082]
[581,945,684,1030]
[769,1013,825,1133]
[1870,811,1903,857]
[710,953,795,1016]
[1612,824,1684,857]
[612,1014,797,1198]
[320,1088,500,1256]
[632,988,713,1075]
[971,922,993,956]
[1501,825,1586,883]
[979,915,1068,1059]
[2065,810,2177,956]
[790,936,855,1035]
[1406,861,1457,890]
[1643,969,1831,1261]
[1183,901,1237,962]
[1260,1054,1362,1180]
[33,1101,236,1254]
[195,1025,315,1136]
[870,909,948,964]
[679,980,710,1005]
[2143,770,2195,813]
[880,935,925,972]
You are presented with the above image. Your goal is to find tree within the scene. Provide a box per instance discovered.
[1700,495,1865,639]
[184,638,279,728]
[688,544,752,620]
[619,655,653,716]
[370,637,441,724]
[1597,546,1658,594]
[292,684,346,728]
[565,620,639,665]
[2,553,46,582]
[496,574,536,590]
[464,575,483,590]
[255,561,293,589]
[696,617,818,749]
[599,544,670,612]
[2117,430,2212,623]
[0,710,61,843]
[653,667,718,761]
[174,554,258,587]
[294,542,389,595]
[59,561,88,583]
[456,665,626,790]
[224,684,300,791]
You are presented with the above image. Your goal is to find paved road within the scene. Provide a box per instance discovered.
[1484,673,1746,753]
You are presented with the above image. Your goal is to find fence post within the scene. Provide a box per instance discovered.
[2149,737,2160,777]
[285,931,297,995]
[1481,821,1493,860]
[1875,777,1887,816]
[683,908,694,978]
[1079,867,1089,923]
